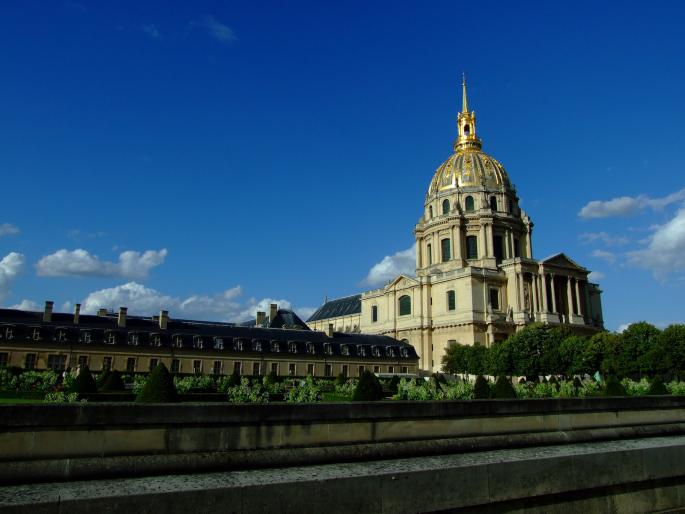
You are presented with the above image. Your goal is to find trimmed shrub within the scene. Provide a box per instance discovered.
[100,370,125,392]
[493,375,517,399]
[648,376,668,395]
[70,366,97,394]
[473,375,491,399]
[603,375,627,396]
[96,370,111,388]
[572,376,583,390]
[136,363,178,403]
[335,373,347,387]
[352,370,384,401]
[388,375,401,394]
[226,370,241,388]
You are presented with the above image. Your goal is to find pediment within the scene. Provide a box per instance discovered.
[541,252,588,272]
[385,274,419,291]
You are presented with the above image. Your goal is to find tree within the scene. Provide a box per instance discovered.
[136,363,178,403]
[100,370,125,391]
[352,370,383,401]
[473,375,490,399]
[487,339,513,376]
[559,335,588,376]
[492,375,517,399]
[442,343,468,375]
[603,375,627,396]
[619,322,660,378]
[651,324,685,378]
[466,344,488,376]
[70,366,97,394]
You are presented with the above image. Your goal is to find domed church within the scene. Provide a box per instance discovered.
[308,79,604,373]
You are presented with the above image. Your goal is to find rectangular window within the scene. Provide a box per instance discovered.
[78,355,88,367]
[427,243,432,265]
[401,366,408,374]
[493,235,504,263]
[171,359,180,374]
[126,358,136,373]
[489,288,500,311]
[441,238,451,262]
[102,356,112,371]
[466,236,478,259]
[25,353,37,369]
[358,365,365,376]
[193,360,202,374]
[253,362,261,376]
[447,290,456,311]
[324,363,332,377]
[271,362,279,375]
[213,360,222,375]
[388,365,394,374]
[149,358,158,371]
[289,363,296,376]
[373,365,380,373]
[233,361,242,375]
[371,305,378,323]
[307,363,314,376]
[0,352,8,367]
[47,355,66,371]
[342,364,348,378]
[514,239,521,258]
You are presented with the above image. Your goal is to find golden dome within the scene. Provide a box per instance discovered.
[428,150,511,194]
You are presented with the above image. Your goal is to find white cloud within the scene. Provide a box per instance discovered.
[578,188,685,219]
[0,223,19,237]
[35,248,167,280]
[627,206,685,279]
[591,249,617,265]
[295,307,317,320]
[588,271,605,282]
[79,281,304,323]
[578,232,629,246]
[363,244,416,286]
[617,323,630,334]
[193,15,235,42]
[9,299,41,311]
[0,252,25,302]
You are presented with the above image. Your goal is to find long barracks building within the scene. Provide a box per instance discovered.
[0,301,419,378]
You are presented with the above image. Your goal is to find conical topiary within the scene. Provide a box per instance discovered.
[101,370,125,392]
[96,369,111,388]
[493,375,517,399]
[70,365,97,394]
[136,363,178,403]
[603,375,627,396]
[352,370,384,401]
[473,375,491,399]
[572,376,583,391]
[648,376,668,395]
[227,369,241,388]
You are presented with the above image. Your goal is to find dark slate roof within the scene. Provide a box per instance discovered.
[0,308,418,360]
[307,294,361,322]
[240,309,310,330]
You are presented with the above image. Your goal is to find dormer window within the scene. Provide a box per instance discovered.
[107,332,117,344]
[387,347,396,358]
[324,343,333,356]
[252,340,262,352]
[81,331,91,344]
[214,337,224,350]
[271,341,280,353]
[32,328,41,341]
[401,348,409,358]
[173,335,183,348]
[234,339,244,351]
[372,346,381,357]
[193,336,203,349]
[341,344,349,356]
[357,345,366,357]
[306,343,315,354]
[5,327,13,340]
[129,333,139,346]
[288,342,297,353]
[151,334,161,347]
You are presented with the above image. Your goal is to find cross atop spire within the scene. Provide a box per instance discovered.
[462,73,469,114]
[454,74,481,152]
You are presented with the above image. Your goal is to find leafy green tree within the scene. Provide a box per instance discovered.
[136,363,178,403]
[559,335,588,376]
[442,343,468,375]
[466,344,488,376]
[653,324,685,378]
[487,339,513,376]
[619,322,660,378]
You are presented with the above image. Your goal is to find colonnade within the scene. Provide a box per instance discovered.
[513,270,591,324]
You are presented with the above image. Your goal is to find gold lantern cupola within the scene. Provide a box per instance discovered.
[454,75,482,153]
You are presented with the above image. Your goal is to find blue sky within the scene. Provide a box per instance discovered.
[0,1,684,331]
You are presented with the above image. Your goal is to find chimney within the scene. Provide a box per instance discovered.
[256,311,266,327]
[269,303,278,324]
[73,304,81,325]
[327,323,334,338]
[118,307,127,328]
[43,301,54,323]
[97,308,108,317]
[159,310,168,330]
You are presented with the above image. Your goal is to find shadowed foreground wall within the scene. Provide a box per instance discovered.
[2,398,685,513]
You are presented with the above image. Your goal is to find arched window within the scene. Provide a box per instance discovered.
[466,235,478,260]
[428,206,433,219]
[398,295,411,316]
[427,243,432,265]
[465,196,475,212]
[441,238,451,262]
[442,199,450,215]
[464,124,470,135]
[447,290,456,311]
[507,198,513,214]
[489,196,497,211]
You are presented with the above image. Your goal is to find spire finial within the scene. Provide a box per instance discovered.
[462,73,469,113]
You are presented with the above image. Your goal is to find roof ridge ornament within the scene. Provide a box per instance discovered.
[454,74,482,153]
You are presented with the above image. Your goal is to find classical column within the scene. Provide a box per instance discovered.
[454,224,462,262]
[541,273,549,311]
[575,279,582,317]
[532,274,539,313]
[565,277,574,321]
[514,272,521,310]
[526,227,533,259]
[550,275,557,313]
